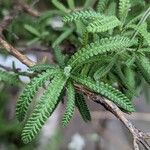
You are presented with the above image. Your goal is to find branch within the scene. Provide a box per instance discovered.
[90,111,150,122]
[98,98,150,150]
[17,1,40,17]
[0,64,34,77]
[75,84,150,150]
[0,1,36,68]
[0,37,36,67]
[0,1,39,36]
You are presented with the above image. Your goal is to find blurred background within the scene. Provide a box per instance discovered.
[0,0,150,150]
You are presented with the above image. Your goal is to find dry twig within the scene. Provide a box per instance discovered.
[0,2,36,67]
[75,84,150,150]
[17,1,40,17]
[91,111,150,122]
[0,37,36,67]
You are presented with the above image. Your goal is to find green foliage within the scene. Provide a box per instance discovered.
[16,68,61,121]
[75,93,91,122]
[72,75,134,112]
[0,70,19,85]
[131,23,150,46]
[29,64,59,72]
[67,0,75,10]
[106,2,117,16]
[21,74,67,143]
[24,24,41,37]
[135,54,150,84]
[63,10,104,22]
[52,27,74,48]
[114,64,135,96]
[93,56,117,80]
[68,36,133,67]
[119,0,131,24]
[86,16,121,33]
[1,0,149,145]
[53,46,65,67]
[52,0,70,13]
[62,81,75,127]
[96,0,109,13]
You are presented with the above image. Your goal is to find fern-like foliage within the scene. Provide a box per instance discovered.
[81,31,89,46]
[16,68,61,122]
[106,2,116,17]
[135,54,150,84]
[13,0,150,144]
[72,75,135,112]
[52,0,69,13]
[63,10,104,22]
[86,16,121,33]
[52,27,74,48]
[96,0,109,13]
[53,45,65,67]
[137,48,150,53]
[29,64,59,72]
[125,13,142,28]
[0,70,19,85]
[68,36,133,67]
[67,0,75,10]
[119,0,130,24]
[62,81,75,127]
[124,67,136,93]
[21,74,67,143]
[130,23,150,46]
[75,93,91,122]
[93,56,117,80]
[114,64,135,96]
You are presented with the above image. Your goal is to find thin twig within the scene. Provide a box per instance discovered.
[75,84,150,150]
[91,111,150,122]
[0,64,34,77]
[17,1,40,17]
[0,37,36,67]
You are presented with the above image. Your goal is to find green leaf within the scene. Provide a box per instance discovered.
[135,23,150,46]
[67,0,75,10]
[29,64,59,72]
[136,54,150,84]
[119,0,130,24]
[115,64,135,96]
[0,70,19,85]
[96,0,109,13]
[75,93,91,122]
[53,46,65,67]
[62,81,75,127]
[84,0,96,8]
[52,0,70,13]
[63,10,104,22]
[106,2,116,16]
[137,47,150,53]
[72,75,135,112]
[93,56,117,80]
[52,28,74,48]
[21,73,67,144]
[24,24,40,37]
[68,36,134,67]
[16,69,61,122]
[87,16,121,33]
